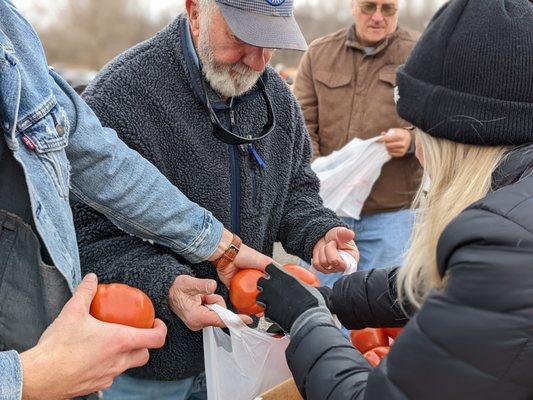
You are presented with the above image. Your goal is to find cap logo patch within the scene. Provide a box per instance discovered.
[266,0,286,5]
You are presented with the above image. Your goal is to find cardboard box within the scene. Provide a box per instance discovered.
[257,378,303,400]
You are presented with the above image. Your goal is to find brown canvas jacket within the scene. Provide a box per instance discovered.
[295,25,423,215]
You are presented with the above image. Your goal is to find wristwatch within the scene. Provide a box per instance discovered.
[211,234,242,270]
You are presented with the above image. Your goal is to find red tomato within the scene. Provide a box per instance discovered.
[90,283,155,329]
[230,269,265,315]
[283,264,321,287]
[363,346,390,367]
[230,265,320,315]
[384,327,403,340]
[350,328,389,353]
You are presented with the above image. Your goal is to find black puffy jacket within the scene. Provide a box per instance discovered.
[287,145,533,399]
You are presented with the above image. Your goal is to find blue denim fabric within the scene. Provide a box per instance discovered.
[0,0,223,396]
[103,373,207,400]
[0,351,22,399]
[315,209,415,288]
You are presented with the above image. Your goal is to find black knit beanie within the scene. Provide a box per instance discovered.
[396,0,533,146]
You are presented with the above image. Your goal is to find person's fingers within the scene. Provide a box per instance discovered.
[181,276,217,296]
[120,319,168,350]
[318,245,328,270]
[238,314,254,325]
[202,294,227,308]
[69,273,98,313]
[313,264,331,274]
[123,349,151,370]
[385,142,405,151]
[334,227,355,245]
[376,132,388,142]
[324,241,346,272]
[311,238,324,269]
[187,307,226,331]
[390,150,407,157]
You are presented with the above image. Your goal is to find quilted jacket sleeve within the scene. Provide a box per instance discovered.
[287,204,533,400]
[332,267,411,330]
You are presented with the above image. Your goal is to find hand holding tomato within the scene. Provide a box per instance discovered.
[20,274,167,399]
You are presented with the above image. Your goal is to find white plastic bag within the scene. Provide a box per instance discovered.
[203,304,292,400]
[312,136,391,220]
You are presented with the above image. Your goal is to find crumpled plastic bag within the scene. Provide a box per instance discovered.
[203,304,292,400]
[312,136,391,220]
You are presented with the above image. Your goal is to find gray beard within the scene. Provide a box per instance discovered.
[197,29,261,98]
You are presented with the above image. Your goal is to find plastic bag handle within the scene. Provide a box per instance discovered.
[206,304,249,331]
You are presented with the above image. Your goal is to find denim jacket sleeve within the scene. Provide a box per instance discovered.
[0,351,22,399]
[49,69,223,263]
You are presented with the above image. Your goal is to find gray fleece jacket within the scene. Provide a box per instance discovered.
[72,14,344,381]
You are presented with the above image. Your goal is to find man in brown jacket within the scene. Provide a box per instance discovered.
[295,0,423,278]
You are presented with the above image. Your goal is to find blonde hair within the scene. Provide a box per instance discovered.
[397,130,509,309]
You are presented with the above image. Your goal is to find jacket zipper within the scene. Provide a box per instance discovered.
[228,108,241,235]
[248,144,266,208]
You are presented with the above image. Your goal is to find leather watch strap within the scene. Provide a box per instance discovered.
[211,234,242,270]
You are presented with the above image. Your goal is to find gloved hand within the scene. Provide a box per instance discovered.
[257,263,329,333]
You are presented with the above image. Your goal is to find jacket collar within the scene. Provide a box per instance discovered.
[345,24,400,56]
[492,144,533,191]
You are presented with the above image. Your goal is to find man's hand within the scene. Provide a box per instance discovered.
[217,243,273,288]
[312,227,359,274]
[20,274,167,400]
[378,128,412,158]
[168,275,252,331]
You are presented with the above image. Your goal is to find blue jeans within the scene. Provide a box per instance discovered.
[314,209,415,288]
[103,373,207,400]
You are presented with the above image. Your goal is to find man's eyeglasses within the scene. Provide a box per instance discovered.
[199,71,276,146]
[358,2,398,17]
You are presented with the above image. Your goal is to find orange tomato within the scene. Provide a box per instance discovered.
[350,328,389,353]
[90,283,155,329]
[363,346,390,367]
[384,327,403,340]
[230,265,320,315]
[283,264,321,287]
[230,269,265,315]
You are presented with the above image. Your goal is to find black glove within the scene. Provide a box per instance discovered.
[257,263,325,333]
[316,286,335,314]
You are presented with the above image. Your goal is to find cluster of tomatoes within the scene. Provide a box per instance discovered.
[88,264,318,328]
[350,327,402,367]
[88,267,402,371]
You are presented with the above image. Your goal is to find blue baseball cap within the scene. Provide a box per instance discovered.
[215,0,308,51]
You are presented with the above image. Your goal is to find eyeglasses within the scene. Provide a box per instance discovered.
[358,2,398,17]
[199,71,276,146]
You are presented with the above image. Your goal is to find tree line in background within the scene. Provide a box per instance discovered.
[29,0,446,72]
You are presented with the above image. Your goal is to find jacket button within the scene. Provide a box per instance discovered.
[56,124,65,136]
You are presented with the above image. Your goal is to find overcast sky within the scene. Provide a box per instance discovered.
[12,0,432,16]
[13,0,309,18]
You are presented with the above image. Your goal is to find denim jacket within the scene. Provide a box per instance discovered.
[0,2,223,397]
